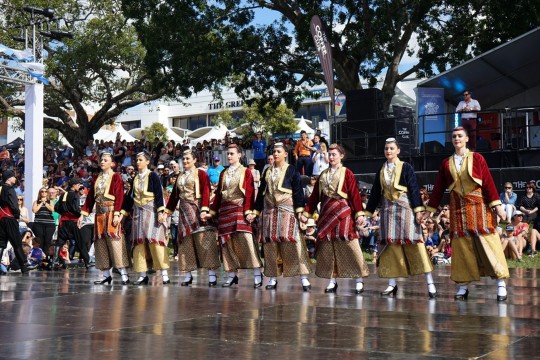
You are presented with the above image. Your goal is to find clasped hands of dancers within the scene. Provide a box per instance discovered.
[85,131,509,302]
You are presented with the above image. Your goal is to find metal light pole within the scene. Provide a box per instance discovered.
[0,6,71,220]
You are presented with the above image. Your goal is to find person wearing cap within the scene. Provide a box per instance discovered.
[165,149,220,286]
[207,156,224,187]
[79,152,131,285]
[254,142,312,291]
[121,151,170,285]
[425,126,508,301]
[365,138,435,298]
[301,143,369,294]
[54,178,90,268]
[500,224,522,261]
[0,170,28,273]
[509,210,528,259]
[209,145,263,288]
[252,131,267,173]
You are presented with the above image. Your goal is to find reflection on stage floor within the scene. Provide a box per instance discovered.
[0,264,539,359]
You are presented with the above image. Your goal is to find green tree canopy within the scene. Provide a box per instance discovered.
[121,0,540,113]
[0,0,179,155]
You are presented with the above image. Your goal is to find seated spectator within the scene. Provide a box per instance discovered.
[432,229,452,265]
[303,218,317,258]
[28,241,44,269]
[500,182,517,220]
[500,224,522,261]
[436,205,450,228]
[360,210,380,260]
[304,175,317,204]
[510,210,528,258]
[425,218,441,246]
[519,181,540,224]
[420,187,429,207]
[55,171,70,187]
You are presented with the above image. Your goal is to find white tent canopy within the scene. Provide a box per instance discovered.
[189,123,230,145]
[93,128,113,141]
[102,124,137,143]
[128,127,184,144]
[295,117,315,137]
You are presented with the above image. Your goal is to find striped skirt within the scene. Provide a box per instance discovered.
[131,202,168,247]
[261,197,299,243]
[379,194,423,245]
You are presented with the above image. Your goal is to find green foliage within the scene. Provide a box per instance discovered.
[121,0,540,112]
[213,108,238,128]
[43,129,63,149]
[241,99,297,137]
[0,0,172,156]
[144,122,168,146]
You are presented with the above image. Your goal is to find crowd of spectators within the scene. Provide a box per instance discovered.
[0,128,538,274]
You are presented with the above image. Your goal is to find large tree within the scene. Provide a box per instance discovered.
[122,0,540,113]
[1,0,209,155]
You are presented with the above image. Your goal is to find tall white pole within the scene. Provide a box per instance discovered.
[24,83,44,221]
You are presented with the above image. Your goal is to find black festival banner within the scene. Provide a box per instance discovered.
[310,15,335,107]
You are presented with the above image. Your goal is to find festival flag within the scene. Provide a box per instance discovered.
[310,15,335,109]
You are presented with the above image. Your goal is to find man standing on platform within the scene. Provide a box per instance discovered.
[424,126,509,301]
[0,170,27,273]
[456,90,481,150]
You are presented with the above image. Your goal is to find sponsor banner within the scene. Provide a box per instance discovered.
[310,16,335,108]
[417,87,446,147]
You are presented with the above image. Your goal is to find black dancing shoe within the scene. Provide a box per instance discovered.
[94,276,112,285]
[222,275,239,288]
[380,285,398,297]
[121,278,130,285]
[208,274,217,287]
[181,277,193,286]
[454,289,469,301]
[428,283,438,299]
[324,282,338,293]
[133,276,149,285]
[265,281,278,290]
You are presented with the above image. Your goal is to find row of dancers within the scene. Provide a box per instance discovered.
[17,126,506,300]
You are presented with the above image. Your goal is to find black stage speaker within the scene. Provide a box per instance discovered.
[346,88,384,122]
[420,141,444,154]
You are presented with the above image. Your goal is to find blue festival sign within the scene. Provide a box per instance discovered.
[417,87,446,146]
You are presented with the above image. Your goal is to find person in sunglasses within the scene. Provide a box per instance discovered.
[456,90,481,149]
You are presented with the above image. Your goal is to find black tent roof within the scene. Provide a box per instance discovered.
[418,27,540,109]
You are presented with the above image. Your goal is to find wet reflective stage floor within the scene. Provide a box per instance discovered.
[1,264,539,359]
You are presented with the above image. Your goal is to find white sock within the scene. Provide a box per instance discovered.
[138,271,147,280]
[267,277,277,285]
[226,272,236,282]
[326,277,337,289]
[497,279,507,296]
[355,279,364,290]
[162,270,169,282]
[425,273,436,293]
[384,278,397,292]
[301,275,310,286]
[119,267,128,275]
[254,268,262,276]
[208,269,216,276]
[102,270,111,277]
[456,285,468,295]
[184,271,192,282]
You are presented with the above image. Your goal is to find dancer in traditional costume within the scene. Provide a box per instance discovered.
[302,143,369,294]
[165,150,220,286]
[121,151,170,285]
[365,138,435,298]
[425,127,509,301]
[254,142,312,291]
[209,144,263,288]
[80,152,131,285]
